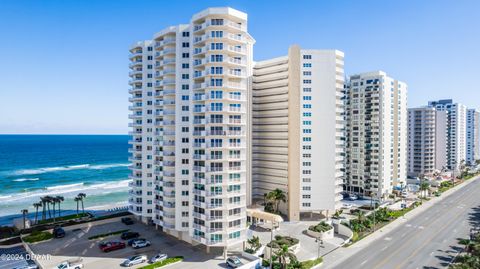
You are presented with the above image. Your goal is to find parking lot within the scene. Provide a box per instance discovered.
[29,218,252,269]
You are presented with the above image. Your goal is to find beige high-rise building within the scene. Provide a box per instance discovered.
[128,7,254,251]
[344,71,408,199]
[252,45,345,221]
[407,107,447,177]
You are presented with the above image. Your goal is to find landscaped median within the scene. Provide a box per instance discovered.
[22,230,54,243]
[138,256,183,269]
[88,229,129,240]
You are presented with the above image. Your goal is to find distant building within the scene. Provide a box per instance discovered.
[428,99,467,171]
[252,45,344,220]
[344,71,408,199]
[466,109,480,165]
[407,107,447,177]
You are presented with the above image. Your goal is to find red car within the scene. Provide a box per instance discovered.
[99,241,126,252]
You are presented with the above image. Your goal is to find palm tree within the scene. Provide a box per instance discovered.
[21,209,28,230]
[55,196,64,217]
[77,193,87,213]
[74,196,81,215]
[40,196,49,221]
[32,202,42,224]
[51,197,57,222]
[274,244,297,269]
[44,195,53,219]
[420,181,430,199]
[267,189,286,213]
[246,236,261,252]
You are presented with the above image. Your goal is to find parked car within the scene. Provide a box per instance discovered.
[51,258,83,269]
[149,253,168,263]
[99,241,126,252]
[132,239,151,249]
[341,203,353,209]
[348,194,358,201]
[121,255,147,267]
[127,238,140,246]
[226,256,242,268]
[121,231,140,240]
[121,217,134,225]
[53,226,66,238]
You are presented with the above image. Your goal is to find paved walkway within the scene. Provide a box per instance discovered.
[322,176,480,268]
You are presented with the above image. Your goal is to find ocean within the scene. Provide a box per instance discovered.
[0,135,130,225]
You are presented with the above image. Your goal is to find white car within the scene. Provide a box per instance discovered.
[52,259,83,269]
[132,239,151,249]
[121,255,147,267]
[226,256,242,268]
[341,203,353,209]
[149,253,168,263]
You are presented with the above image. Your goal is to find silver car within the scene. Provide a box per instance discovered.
[149,253,168,263]
[121,255,147,267]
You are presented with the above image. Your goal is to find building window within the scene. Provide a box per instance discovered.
[303,63,311,67]
[303,80,312,84]
[303,88,311,92]
[303,55,312,59]
[182,42,190,47]
[182,32,189,37]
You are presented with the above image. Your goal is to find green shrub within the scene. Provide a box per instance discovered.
[308,221,333,233]
[88,229,129,240]
[267,235,299,248]
[37,213,90,225]
[139,256,183,269]
[300,257,323,269]
[23,231,53,243]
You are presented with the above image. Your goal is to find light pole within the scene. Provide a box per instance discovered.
[315,237,324,259]
[269,221,276,269]
[371,193,376,232]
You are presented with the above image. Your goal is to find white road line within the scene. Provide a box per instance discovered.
[360,260,368,266]
[381,246,388,251]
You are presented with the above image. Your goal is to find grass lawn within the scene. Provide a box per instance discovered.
[88,229,130,240]
[23,231,53,243]
[138,256,183,269]
[37,212,90,224]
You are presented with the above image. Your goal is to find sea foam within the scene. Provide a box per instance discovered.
[10,163,129,176]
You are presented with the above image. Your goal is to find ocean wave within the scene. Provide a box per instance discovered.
[0,179,131,203]
[13,178,40,182]
[10,163,129,176]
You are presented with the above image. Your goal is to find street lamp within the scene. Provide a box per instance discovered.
[315,237,324,259]
[269,221,276,269]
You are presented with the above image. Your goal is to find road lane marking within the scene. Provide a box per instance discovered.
[372,181,478,269]
[361,260,368,266]
[381,246,388,251]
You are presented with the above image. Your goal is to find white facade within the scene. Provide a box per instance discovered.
[407,107,447,177]
[128,7,254,250]
[466,108,480,165]
[252,46,344,220]
[345,71,407,198]
[428,100,467,171]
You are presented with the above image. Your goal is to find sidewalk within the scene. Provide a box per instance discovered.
[321,176,479,268]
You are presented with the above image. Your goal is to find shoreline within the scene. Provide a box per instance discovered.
[0,201,129,227]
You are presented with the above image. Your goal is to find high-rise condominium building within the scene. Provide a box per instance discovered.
[466,108,480,165]
[428,100,467,171]
[407,107,447,177]
[251,45,345,220]
[344,71,407,198]
[128,7,254,251]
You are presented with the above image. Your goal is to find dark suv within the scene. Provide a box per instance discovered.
[121,231,140,240]
[121,217,134,225]
[53,226,65,238]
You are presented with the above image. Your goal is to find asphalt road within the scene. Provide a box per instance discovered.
[334,179,480,269]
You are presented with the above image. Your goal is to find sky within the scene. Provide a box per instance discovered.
[0,0,479,134]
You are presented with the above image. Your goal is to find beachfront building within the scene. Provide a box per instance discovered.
[428,99,467,171]
[251,45,345,221]
[466,108,480,165]
[344,71,408,199]
[128,7,254,252]
[407,107,447,177]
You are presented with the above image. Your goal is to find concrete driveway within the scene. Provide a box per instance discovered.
[249,221,346,262]
[29,219,251,269]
